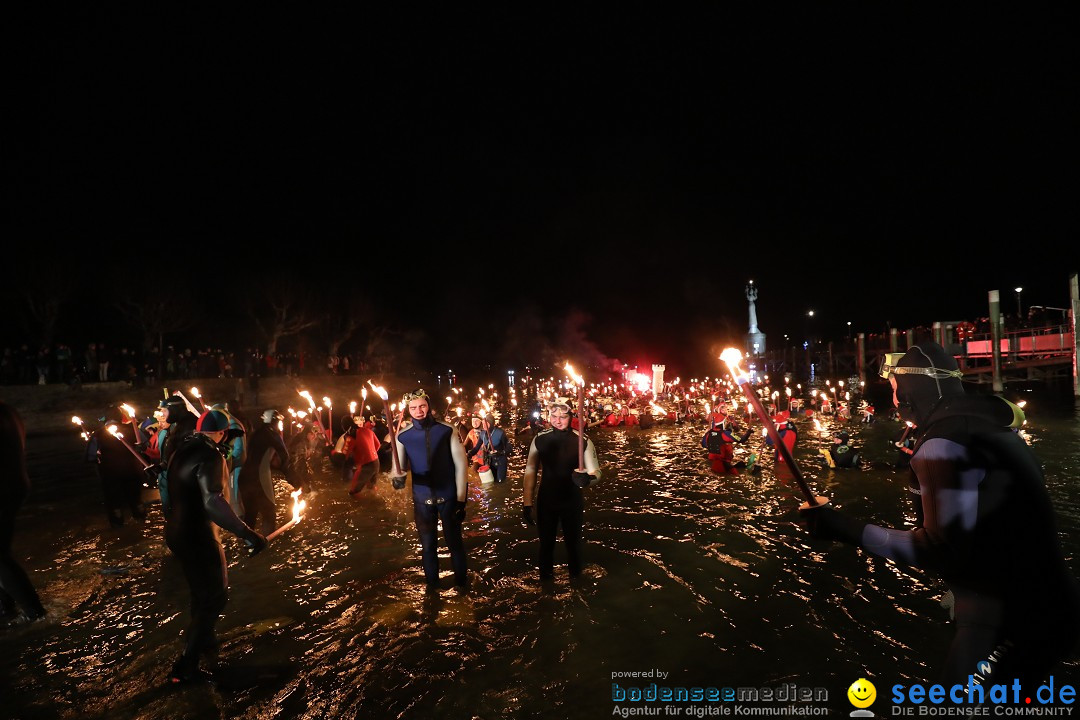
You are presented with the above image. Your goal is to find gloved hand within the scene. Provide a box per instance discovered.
[244,531,268,557]
[572,471,594,488]
[798,499,866,546]
[522,504,535,526]
[143,463,162,481]
[452,501,466,523]
[390,473,407,490]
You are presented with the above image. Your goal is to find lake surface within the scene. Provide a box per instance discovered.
[3,389,1078,718]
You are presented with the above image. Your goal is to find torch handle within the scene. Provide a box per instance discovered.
[577,386,585,471]
[738,381,818,505]
[114,433,151,468]
[266,518,298,542]
[385,410,401,475]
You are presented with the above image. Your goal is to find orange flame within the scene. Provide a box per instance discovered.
[290,488,306,525]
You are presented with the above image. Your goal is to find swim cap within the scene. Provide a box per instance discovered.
[892,342,965,424]
[196,409,231,433]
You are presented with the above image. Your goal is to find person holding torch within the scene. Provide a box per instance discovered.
[390,389,470,591]
[163,409,266,684]
[800,342,1080,693]
[521,397,602,581]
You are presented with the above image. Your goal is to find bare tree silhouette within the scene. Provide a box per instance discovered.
[248,281,320,356]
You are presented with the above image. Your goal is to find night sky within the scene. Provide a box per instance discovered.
[9,7,1077,376]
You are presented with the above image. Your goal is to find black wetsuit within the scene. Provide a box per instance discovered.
[0,403,45,619]
[237,423,290,536]
[89,420,146,527]
[161,408,198,467]
[533,427,592,579]
[164,433,261,678]
[860,395,1080,690]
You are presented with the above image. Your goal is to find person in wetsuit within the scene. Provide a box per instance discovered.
[521,397,603,581]
[0,402,46,623]
[820,429,860,469]
[347,415,381,497]
[763,410,798,467]
[164,409,266,683]
[237,409,292,537]
[800,342,1080,694]
[701,414,751,475]
[210,403,247,516]
[389,389,469,591]
[151,394,198,513]
[466,413,510,483]
[86,405,147,527]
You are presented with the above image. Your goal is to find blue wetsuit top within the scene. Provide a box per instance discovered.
[397,415,456,489]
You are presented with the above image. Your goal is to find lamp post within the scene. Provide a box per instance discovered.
[1015,287,1023,319]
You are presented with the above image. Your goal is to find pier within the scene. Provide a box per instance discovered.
[756,273,1080,395]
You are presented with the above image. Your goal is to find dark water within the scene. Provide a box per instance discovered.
[3,394,1079,719]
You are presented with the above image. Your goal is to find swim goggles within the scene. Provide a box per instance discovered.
[879,352,964,380]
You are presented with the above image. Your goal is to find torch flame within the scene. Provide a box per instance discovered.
[121,403,137,419]
[71,416,83,426]
[349,401,357,415]
[290,489,306,525]
[323,396,332,408]
[298,390,316,410]
[367,381,389,402]
[106,424,121,438]
[190,387,201,399]
[719,348,749,384]
[563,362,584,386]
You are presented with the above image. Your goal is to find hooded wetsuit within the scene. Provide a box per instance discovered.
[164,433,262,679]
[236,422,290,536]
[820,342,1080,691]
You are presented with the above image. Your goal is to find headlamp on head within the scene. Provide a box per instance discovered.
[879,352,963,381]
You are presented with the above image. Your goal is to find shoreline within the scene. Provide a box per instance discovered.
[2,374,419,435]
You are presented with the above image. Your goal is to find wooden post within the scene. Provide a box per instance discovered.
[1070,273,1079,398]
[989,290,1004,393]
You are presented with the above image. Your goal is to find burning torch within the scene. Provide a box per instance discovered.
[266,489,306,541]
[720,348,819,506]
[564,362,586,471]
[105,425,152,469]
[323,396,334,444]
[369,382,402,476]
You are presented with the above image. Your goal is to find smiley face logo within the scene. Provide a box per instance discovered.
[847,678,876,709]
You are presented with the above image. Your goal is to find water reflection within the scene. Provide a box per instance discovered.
[3,406,1079,718]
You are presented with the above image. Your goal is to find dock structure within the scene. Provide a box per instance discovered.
[759,272,1079,396]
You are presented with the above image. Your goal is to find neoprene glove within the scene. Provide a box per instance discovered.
[522,504,535,526]
[244,531,268,557]
[572,471,593,488]
[798,501,866,546]
[390,474,407,490]
[453,501,466,523]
